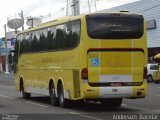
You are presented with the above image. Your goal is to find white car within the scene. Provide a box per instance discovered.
[147,63,158,82]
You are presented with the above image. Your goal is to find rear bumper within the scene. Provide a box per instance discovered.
[82,81,147,99]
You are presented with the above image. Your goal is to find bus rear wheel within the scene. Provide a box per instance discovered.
[49,83,58,106]
[21,82,31,99]
[58,83,69,108]
[100,98,122,108]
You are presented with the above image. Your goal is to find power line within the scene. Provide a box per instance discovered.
[26,0,97,21]
[80,4,89,13]
[25,7,65,22]
[41,7,65,19]
[25,0,101,24]
[42,10,65,21]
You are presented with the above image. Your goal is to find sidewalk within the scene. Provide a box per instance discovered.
[0,72,14,86]
[0,72,14,80]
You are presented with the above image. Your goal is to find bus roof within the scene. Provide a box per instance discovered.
[17,12,142,35]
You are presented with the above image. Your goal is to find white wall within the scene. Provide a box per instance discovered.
[100,0,160,48]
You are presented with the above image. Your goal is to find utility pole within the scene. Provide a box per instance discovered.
[21,10,24,30]
[0,31,3,73]
[66,0,80,16]
[72,0,80,16]
[88,0,91,13]
[87,0,97,13]
[4,24,9,74]
[0,51,3,72]
[66,0,70,16]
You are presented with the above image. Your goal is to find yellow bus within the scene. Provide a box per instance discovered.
[13,12,147,108]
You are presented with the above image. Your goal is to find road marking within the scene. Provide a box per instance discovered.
[148,86,160,89]
[0,85,14,88]
[0,94,14,100]
[122,103,149,111]
[26,101,48,108]
[70,112,103,120]
[123,104,160,113]
[153,110,160,112]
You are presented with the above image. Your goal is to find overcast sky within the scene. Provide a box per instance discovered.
[0,0,139,37]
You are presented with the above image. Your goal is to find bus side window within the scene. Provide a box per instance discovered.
[67,22,72,32]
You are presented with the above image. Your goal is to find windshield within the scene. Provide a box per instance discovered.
[86,13,144,39]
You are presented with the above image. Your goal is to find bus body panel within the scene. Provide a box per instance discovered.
[15,49,81,99]
[87,51,144,83]
[79,13,147,100]
[81,82,147,99]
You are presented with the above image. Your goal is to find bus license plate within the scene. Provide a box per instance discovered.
[111,83,122,86]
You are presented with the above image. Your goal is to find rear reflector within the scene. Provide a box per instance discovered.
[143,67,147,79]
[81,68,88,80]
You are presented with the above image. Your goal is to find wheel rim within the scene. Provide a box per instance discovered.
[50,89,54,97]
[50,84,55,98]
[50,84,56,104]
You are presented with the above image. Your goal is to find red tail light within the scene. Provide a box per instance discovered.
[143,67,147,79]
[81,68,88,79]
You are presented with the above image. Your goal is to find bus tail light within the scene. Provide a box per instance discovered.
[143,67,147,79]
[81,68,88,80]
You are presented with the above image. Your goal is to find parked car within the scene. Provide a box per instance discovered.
[147,63,158,82]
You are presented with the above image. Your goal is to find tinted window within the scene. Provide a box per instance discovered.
[66,20,80,48]
[19,33,30,53]
[86,14,144,39]
[17,20,80,54]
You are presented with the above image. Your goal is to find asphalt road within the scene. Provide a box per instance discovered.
[0,73,160,120]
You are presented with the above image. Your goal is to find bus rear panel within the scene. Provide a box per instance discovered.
[80,13,147,100]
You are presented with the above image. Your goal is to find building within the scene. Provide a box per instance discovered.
[0,31,16,71]
[100,0,160,62]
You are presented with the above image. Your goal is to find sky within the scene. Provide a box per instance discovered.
[0,0,139,37]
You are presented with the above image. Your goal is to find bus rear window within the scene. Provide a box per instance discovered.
[86,14,144,39]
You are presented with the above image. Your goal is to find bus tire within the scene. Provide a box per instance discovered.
[49,82,59,106]
[58,83,69,108]
[100,98,122,108]
[147,75,153,83]
[21,81,31,99]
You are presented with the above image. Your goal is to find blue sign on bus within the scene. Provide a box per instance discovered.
[91,58,100,67]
